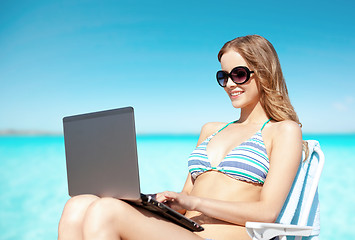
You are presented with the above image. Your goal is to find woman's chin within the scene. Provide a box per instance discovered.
[230,100,244,109]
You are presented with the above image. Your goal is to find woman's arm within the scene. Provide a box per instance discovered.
[163,120,303,225]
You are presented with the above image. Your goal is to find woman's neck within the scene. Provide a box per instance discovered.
[238,101,269,124]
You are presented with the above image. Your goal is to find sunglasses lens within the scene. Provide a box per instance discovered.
[231,68,248,83]
[216,71,227,87]
[216,67,252,87]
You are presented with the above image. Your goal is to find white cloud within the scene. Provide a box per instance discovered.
[332,96,354,112]
[332,102,347,112]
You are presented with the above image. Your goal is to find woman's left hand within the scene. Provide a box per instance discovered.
[161,191,200,212]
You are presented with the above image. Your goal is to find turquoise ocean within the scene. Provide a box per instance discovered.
[1,134,354,239]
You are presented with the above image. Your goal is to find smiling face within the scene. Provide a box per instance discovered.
[219,50,261,110]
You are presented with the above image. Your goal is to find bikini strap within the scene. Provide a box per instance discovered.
[260,118,272,131]
[217,120,238,133]
[217,118,271,134]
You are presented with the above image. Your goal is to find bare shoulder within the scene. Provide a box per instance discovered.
[196,122,226,145]
[271,120,302,138]
[267,120,303,162]
[201,122,226,133]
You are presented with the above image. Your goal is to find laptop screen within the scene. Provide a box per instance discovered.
[63,107,141,200]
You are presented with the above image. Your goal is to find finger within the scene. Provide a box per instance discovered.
[155,193,169,202]
[163,191,178,200]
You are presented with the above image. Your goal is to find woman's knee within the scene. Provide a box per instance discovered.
[82,198,130,236]
[59,194,99,229]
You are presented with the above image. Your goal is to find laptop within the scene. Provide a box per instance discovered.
[63,107,203,232]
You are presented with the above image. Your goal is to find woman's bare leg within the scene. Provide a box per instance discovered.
[58,194,99,240]
[82,197,204,240]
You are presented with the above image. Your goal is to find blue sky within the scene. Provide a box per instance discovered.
[1,0,354,134]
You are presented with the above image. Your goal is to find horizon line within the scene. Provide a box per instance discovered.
[1,129,355,136]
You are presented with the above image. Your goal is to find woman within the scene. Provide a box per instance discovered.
[58,35,304,240]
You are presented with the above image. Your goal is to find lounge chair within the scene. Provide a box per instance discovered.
[246,140,324,240]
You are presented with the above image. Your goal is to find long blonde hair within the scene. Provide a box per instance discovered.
[218,35,308,157]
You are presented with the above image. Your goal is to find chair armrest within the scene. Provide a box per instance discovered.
[246,221,313,240]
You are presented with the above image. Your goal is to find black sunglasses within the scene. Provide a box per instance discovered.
[216,66,254,87]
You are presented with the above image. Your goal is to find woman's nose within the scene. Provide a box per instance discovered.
[225,77,237,88]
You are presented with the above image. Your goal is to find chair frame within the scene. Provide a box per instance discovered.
[246,143,325,240]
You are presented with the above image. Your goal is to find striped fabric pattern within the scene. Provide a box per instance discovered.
[188,124,270,185]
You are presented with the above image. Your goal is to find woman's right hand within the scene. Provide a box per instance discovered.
[155,192,169,203]
[155,191,187,215]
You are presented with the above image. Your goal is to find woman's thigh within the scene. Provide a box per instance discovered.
[83,197,204,240]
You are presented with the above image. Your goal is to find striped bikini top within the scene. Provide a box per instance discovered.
[188,119,271,185]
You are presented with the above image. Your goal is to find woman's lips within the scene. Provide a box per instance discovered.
[230,91,243,99]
